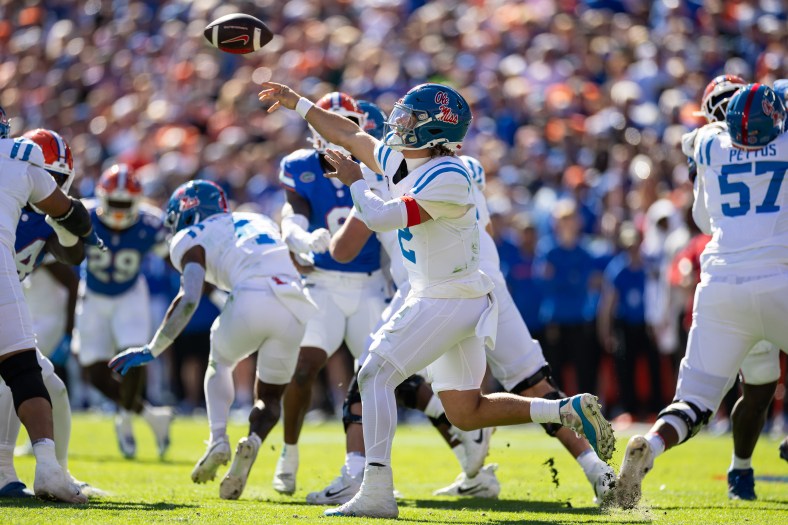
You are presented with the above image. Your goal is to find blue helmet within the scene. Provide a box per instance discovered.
[0,106,9,139]
[726,83,786,150]
[384,83,472,151]
[358,100,387,140]
[165,180,228,234]
[773,79,788,131]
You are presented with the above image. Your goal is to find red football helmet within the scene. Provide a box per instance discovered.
[309,92,366,154]
[96,163,143,229]
[22,128,75,192]
[698,74,748,123]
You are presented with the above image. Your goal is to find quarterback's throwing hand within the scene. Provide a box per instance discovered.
[109,346,154,376]
[324,149,363,187]
[258,82,301,113]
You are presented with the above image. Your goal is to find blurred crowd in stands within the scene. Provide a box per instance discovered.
[1,0,786,428]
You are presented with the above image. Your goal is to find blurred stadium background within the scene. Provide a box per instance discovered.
[1,0,787,431]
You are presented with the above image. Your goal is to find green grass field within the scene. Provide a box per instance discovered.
[1,414,786,524]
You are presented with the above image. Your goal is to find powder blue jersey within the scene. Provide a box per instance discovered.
[279,149,380,273]
[83,203,167,296]
[14,208,54,281]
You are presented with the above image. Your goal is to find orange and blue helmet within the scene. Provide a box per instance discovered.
[726,83,785,150]
[699,74,747,123]
[165,180,228,234]
[22,128,75,192]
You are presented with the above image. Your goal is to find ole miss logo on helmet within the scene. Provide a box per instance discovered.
[434,91,459,124]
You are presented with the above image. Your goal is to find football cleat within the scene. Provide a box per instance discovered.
[191,437,231,484]
[144,406,174,458]
[454,426,493,478]
[220,434,261,500]
[324,465,398,518]
[590,462,616,505]
[433,463,501,499]
[306,465,362,505]
[727,468,756,500]
[779,437,788,462]
[0,481,34,498]
[558,394,615,462]
[114,410,136,459]
[614,435,653,509]
[34,461,87,503]
[272,446,298,495]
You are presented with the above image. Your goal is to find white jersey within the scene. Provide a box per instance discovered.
[460,156,501,281]
[693,129,788,275]
[0,137,56,251]
[169,211,300,291]
[372,143,492,299]
[364,166,408,289]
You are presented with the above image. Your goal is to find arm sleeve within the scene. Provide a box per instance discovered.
[409,168,473,220]
[148,262,205,356]
[281,212,314,254]
[169,228,199,272]
[692,172,712,234]
[349,180,409,232]
[373,141,404,176]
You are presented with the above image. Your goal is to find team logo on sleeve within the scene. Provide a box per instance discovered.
[299,171,316,183]
[435,91,459,124]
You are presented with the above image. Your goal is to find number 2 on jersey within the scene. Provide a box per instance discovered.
[398,227,416,263]
[719,161,787,217]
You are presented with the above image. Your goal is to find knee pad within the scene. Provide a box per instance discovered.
[0,351,52,411]
[394,374,425,409]
[342,374,363,430]
[657,400,712,443]
[510,365,563,395]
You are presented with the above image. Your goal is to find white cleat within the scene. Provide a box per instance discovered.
[191,436,231,484]
[306,466,362,505]
[220,434,261,500]
[433,463,501,498]
[34,462,87,503]
[589,462,616,505]
[324,464,398,518]
[272,447,298,495]
[615,435,653,509]
[558,394,615,462]
[454,426,493,478]
[144,406,174,458]
[68,473,108,498]
[114,410,136,459]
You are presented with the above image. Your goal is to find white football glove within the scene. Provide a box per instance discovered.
[308,228,331,254]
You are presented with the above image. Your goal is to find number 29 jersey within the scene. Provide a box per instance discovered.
[169,212,299,292]
[694,129,788,275]
[83,203,167,296]
[280,148,380,273]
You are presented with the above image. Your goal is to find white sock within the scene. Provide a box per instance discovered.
[577,449,605,481]
[451,443,467,473]
[345,452,365,478]
[423,395,445,419]
[44,372,71,470]
[32,438,58,465]
[645,432,666,459]
[282,443,298,460]
[0,444,19,484]
[730,453,752,470]
[204,359,234,442]
[529,398,562,424]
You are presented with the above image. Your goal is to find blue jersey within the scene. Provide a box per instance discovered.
[279,149,380,273]
[83,204,167,296]
[603,253,646,324]
[14,208,54,280]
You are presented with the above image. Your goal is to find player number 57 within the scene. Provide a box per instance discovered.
[718,161,787,217]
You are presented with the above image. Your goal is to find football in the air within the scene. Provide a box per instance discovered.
[203,13,273,55]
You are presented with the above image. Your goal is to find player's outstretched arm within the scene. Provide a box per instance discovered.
[45,231,85,266]
[323,149,431,232]
[109,246,207,375]
[259,82,379,170]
